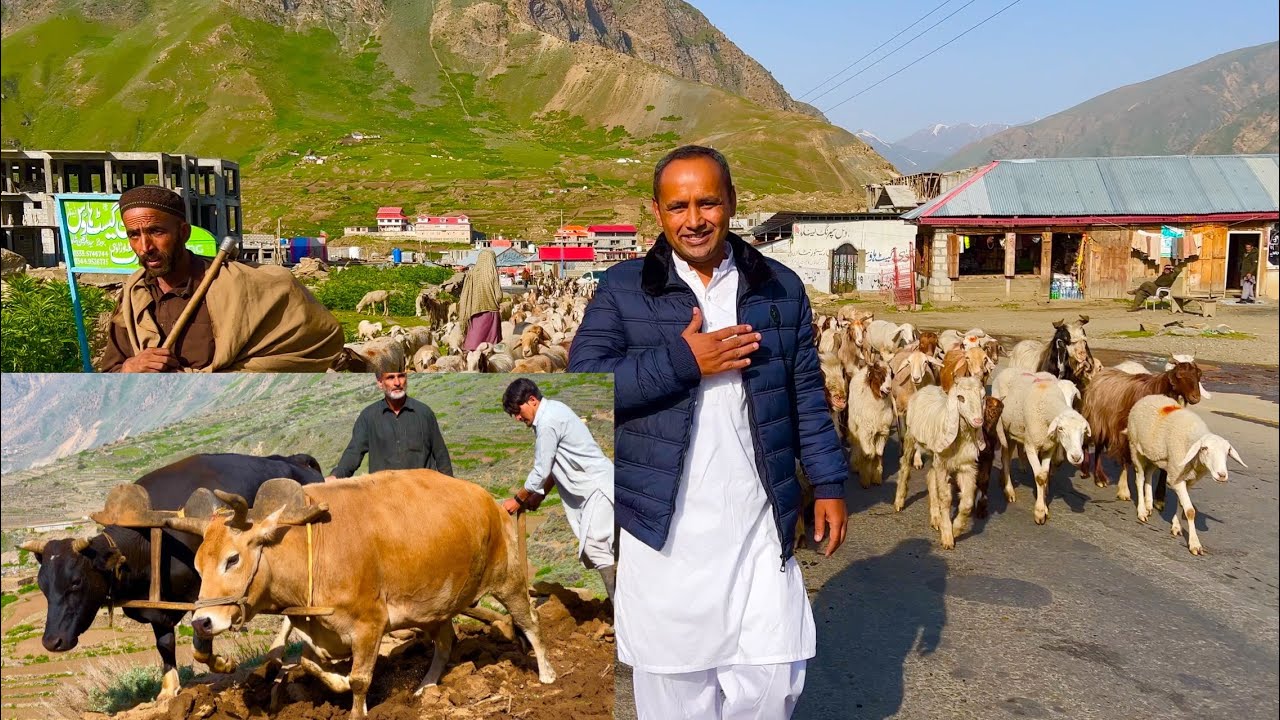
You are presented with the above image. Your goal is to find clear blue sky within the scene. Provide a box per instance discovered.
[693,0,1279,142]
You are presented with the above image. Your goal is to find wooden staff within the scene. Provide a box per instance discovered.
[161,235,239,351]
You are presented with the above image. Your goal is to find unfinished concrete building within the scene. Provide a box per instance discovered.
[1,150,242,267]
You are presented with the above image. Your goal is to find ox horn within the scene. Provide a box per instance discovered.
[212,491,250,529]
[164,517,209,537]
[1052,319,1065,329]
[20,539,48,556]
[72,538,92,554]
[1078,314,1090,325]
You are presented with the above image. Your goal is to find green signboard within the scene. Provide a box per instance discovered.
[56,194,216,273]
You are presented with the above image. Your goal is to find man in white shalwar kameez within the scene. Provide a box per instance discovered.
[566,145,850,719]
[502,378,617,598]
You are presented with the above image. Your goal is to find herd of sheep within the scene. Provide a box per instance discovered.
[332,273,1248,556]
[330,277,592,375]
[813,307,1246,555]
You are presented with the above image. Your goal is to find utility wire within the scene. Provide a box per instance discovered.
[823,0,1025,113]
[797,0,953,101]
[808,0,982,105]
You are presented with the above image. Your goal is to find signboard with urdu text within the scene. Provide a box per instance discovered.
[55,194,216,273]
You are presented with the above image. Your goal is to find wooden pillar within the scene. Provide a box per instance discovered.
[947,233,960,279]
[1040,231,1053,301]
[1004,231,1016,297]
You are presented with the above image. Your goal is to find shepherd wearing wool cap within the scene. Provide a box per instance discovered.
[97,185,345,373]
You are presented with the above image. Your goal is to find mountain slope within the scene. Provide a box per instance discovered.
[858,123,1012,173]
[896,123,1012,157]
[0,0,894,237]
[0,373,333,474]
[942,42,1279,169]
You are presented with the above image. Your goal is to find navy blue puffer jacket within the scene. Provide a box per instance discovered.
[568,233,848,565]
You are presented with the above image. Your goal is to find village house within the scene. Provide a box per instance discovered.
[414,212,474,243]
[476,235,536,253]
[375,207,409,233]
[747,211,919,294]
[553,224,590,245]
[1,149,242,267]
[903,155,1280,304]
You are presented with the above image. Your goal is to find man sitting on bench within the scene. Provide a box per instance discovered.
[1128,258,1193,311]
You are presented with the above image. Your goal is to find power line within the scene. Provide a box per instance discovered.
[797,0,953,101]
[823,0,1025,114]
[808,0,982,105]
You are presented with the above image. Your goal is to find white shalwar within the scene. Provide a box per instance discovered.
[523,398,616,569]
[617,252,815,718]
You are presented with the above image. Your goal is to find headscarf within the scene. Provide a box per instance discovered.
[458,249,502,331]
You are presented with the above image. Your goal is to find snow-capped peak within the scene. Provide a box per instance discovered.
[931,123,949,135]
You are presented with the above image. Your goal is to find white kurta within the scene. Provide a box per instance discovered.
[615,252,816,674]
[523,398,616,569]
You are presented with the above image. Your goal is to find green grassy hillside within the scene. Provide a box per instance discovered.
[1,0,894,238]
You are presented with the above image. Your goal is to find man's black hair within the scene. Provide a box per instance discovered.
[503,378,543,416]
[652,145,734,200]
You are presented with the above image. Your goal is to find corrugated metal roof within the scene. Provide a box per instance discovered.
[903,155,1280,220]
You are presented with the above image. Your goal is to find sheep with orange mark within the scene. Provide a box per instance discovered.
[1126,395,1245,555]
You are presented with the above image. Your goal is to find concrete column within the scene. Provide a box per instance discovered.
[1040,231,1053,301]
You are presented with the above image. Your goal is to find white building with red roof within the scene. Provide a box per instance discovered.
[414,212,474,243]
[376,207,409,232]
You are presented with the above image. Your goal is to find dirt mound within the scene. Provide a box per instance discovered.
[103,587,613,720]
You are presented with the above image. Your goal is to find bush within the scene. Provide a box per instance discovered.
[313,264,453,315]
[1,274,117,372]
[86,665,196,713]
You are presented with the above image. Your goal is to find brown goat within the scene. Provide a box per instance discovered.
[940,346,993,392]
[916,331,940,358]
[974,396,1005,518]
[1080,362,1203,498]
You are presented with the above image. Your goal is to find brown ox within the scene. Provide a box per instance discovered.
[167,472,555,719]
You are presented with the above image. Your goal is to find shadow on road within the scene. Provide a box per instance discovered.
[796,538,947,720]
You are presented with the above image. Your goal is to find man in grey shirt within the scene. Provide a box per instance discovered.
[502,378,616,601]
[327,370,453,479]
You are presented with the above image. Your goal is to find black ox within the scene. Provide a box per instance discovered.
[22,452,324,697]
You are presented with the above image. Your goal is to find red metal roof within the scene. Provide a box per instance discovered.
[538,246,596,262]
[588,224,637,233]
[376,207,405,218]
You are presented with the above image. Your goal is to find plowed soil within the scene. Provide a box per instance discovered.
[95,586,613,720]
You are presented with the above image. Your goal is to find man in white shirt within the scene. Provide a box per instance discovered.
[502,378,617,599]
[568,145,849,719]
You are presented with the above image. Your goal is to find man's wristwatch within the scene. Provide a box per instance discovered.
[514,488,545,511]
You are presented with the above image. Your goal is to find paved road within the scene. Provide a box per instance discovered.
[615,372,1278,719]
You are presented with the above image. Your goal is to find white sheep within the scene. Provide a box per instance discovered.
[411,345,440,372]
[846,362,895,489]
[866,320,917,362]
[356,320,383,342]
[895,376,986,550]
[995,370,1092,525]
[1126,395,1245,555]
[401,326,433,357]
[938,327,986,354]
